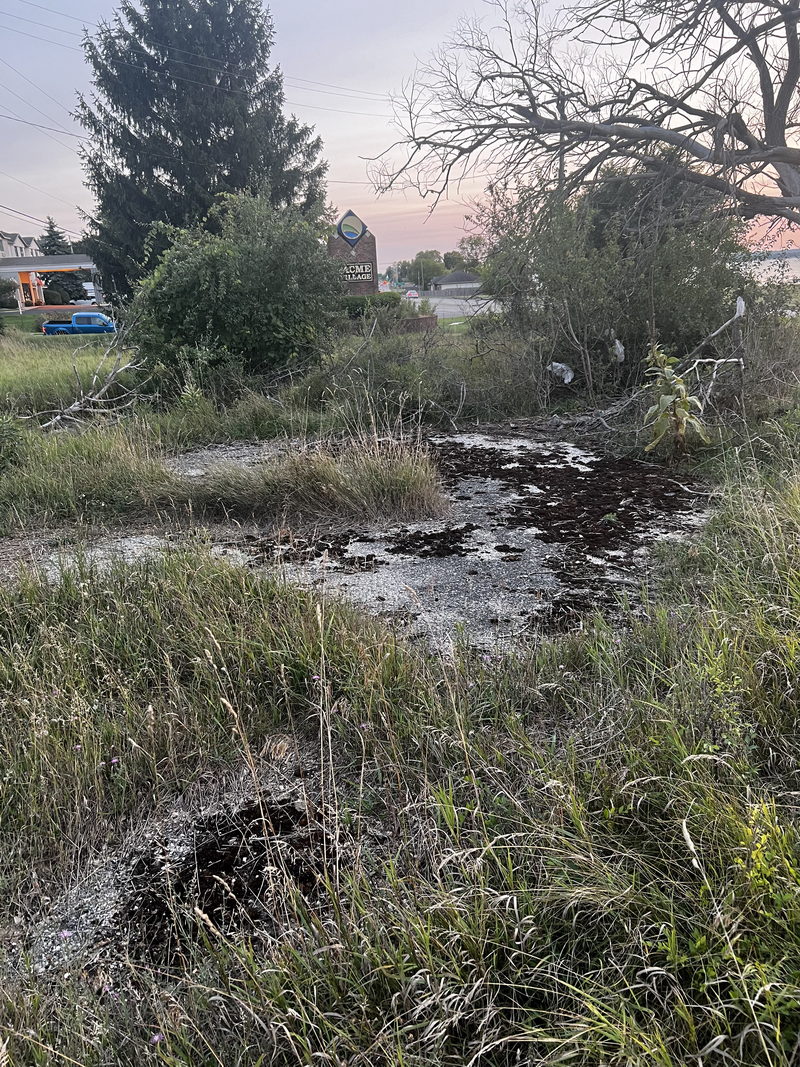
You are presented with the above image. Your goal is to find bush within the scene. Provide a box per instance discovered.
[482,171,763,395]
[341,292,402,319]
[43,288,66,305]
[0,277,16,310]
[133,194,344,376]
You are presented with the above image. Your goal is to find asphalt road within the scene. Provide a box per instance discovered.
[415,294,499,319]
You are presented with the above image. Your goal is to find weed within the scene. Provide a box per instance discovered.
[645,343,710,456]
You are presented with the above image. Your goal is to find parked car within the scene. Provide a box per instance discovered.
[41,312,116,336]
[405,289,420,300]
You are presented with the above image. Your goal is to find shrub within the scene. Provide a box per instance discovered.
[482,171,763,395]
[341,292,402,319]
[0,277,16,310]
[133,194,344,376]
[43,288,68,305]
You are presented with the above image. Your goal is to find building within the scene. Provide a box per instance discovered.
[0,232,41,259]
[429,270,482,295]
[0,252,102,308]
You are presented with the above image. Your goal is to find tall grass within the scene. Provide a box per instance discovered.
[0,333,120,416]
[0,421,445,531]
[0,423,175,531]
[192,433,445,521]
[1,428,800,1063]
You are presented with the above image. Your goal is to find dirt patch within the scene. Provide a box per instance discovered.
[268,432,706,647]
[124,790,328,964]
[16,744,329,977]
[23,429,708,650]
[165,439,296,478]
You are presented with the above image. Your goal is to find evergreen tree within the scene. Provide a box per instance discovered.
[38,218,87,302]
[78,0,326,298]
[38,217,71,257]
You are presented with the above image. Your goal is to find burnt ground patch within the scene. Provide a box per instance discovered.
[218,529,385,572]
[19,749,335,978]
[431,439,691,551]
[427,436,702,629]
[276,433,706,646]
[386,524,481,558]
[46,431,705,648]
[124,792,329,965]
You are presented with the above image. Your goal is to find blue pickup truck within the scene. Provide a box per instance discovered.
[42,312,116,336]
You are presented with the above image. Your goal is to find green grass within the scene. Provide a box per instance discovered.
[1,426,800,1063]
[0,312,44,334]
[143,388,328,450]
[0,331,114,415]
[438,315,470,332]
[0,423,177,531]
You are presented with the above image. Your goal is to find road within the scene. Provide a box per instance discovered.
[415,294,499,320]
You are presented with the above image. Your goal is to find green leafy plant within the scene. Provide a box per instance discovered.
[133,194,343,377]
[644,343,710,455]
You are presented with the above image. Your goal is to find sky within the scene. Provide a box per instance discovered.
[0,0,486,268]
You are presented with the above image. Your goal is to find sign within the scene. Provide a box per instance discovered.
[337,210,367,248]
[342,262,374,282]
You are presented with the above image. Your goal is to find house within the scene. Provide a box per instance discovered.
[0,232,41,259]
[429,270,482,294]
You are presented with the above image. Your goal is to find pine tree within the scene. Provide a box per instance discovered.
[38,218,87,302]
[38,217,71,257]
[78,0,327,298]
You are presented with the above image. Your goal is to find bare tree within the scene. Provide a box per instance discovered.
[379,0,800,223]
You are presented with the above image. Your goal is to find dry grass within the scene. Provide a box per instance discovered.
[192,434,446,521]
[0,421,445,531]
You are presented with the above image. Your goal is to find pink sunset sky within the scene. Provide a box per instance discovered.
[0,0,490,268]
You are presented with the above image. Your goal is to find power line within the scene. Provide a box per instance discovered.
[0,112,82,138]
[0,201,81,236]
[0,55,75,119]
[0,93,76,154]
[14,0,88,26]
[282,77,386,101]
[0,168,83,211]
[13,0,390,100]
[0,20,78,49]
[0,108,375,189]
[283,81,390,103]
[0,8,82,37]
[0,76,74,136]
[0,23,391,117]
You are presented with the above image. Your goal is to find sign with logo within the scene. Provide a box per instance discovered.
[337,210,367,248]
[342,262,374,282]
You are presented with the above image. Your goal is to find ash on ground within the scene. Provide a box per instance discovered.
[246,432,706,650]
[35,431,708,652]
[11,741,329,978]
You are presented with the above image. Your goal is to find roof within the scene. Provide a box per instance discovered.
[0,254,96,273]
[430,270,481,285]
[0,231,38,245]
